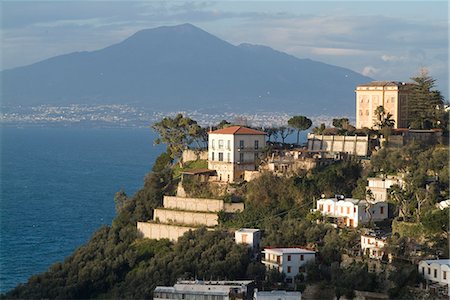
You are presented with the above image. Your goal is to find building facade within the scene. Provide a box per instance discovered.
[154,280,254,300]
[235,228,261,250]
[418,259,450,295]
[361,234,387,260]
[208,126,266,182]
[254,290,302,300]
[316,196,388,227]
[355,81,413,129]
[366,175,404,202]
[262,247,315,283]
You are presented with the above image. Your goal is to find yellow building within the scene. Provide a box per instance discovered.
[355,81,413,129]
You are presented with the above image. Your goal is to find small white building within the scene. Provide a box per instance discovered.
[154,280,254,300]
[366,175,404,202]
[262,247,315,283]
[316,195,388,227]
[418,259,450,295]
[361,234,387,260]
[208,126,266,182]
[235,228,261,250]
[436,200,450,210]
[254,289,301,300]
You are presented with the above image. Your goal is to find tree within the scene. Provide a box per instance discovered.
[409,69,445,129]
[114,189,128,213]
[278,126,294,144]
[265,127,279,142]
[152,114,204,166]
[312,123,326,134]
[332,118,350,129]
[288,115,312,145]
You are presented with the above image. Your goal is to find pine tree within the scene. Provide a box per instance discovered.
[409,69,444,129]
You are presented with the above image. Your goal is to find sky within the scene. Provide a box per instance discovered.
[1,1,449,97]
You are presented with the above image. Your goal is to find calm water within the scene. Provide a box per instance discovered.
[0,127,163,293]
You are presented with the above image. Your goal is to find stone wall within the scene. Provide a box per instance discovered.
[307,134,369,156]
[244,170,261,182]
[137,222,197,242]
[163,196,244,213]
[224,202,245,213]
[182,149,208,163]
[153,208,218,227]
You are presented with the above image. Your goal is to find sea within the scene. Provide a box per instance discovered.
[0,127,164,293]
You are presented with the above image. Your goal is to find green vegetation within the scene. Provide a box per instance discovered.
[408,70,447,130]
[173,159,208,178]
[288,115,312,145]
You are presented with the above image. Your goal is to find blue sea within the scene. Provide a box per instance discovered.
[0,127,164,293]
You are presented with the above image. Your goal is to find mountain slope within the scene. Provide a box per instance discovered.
[1,23,372,114]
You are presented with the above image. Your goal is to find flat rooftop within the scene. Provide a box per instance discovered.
[263,247,315,254]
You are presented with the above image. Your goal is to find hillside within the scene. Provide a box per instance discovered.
[1,23,372,115]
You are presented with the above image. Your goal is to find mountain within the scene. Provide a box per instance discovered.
[1,23,372,115]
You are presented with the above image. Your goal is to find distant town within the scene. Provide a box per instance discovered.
[0,104,341,129]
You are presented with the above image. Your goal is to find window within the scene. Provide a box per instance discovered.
[227,153,231,162]
[380,206,384,214]
[340,207,343,214]
[354,207,356,213]
[300,254,304,261]
[422,267,425,275]
[375,241,378,247]
[239,140,244,149]
[359,110,363,116]
[218,140,224,149]
[287,255,291,261]
[227,140,231,150]
[218,152,223,161]
[428,268,431,275]
[211,152,215,161]
[365,110,369,116]
[434,269,437,278]
[287,266,291,273]
[239,153,244,163]
[211,139,215,149]
[444,271,447,280]
[347,207,350,214]
[319,204,323,211]
[254,140,259,149]
[327,205,331,212]
[242,234,247,244]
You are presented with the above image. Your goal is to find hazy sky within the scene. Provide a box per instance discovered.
[1,1,448,96]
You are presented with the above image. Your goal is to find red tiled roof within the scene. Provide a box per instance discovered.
[208,126,266,135]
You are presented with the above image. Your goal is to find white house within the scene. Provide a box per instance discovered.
[436,200,450,210]
[361,234,387,260]
[235,228,261,250]
[254,289,302,300]
[262,247,315,283]
[316,195,388,227]
[418,259,450,295]
[208,126,266,182]
[366,175,404,202]
[154,280,254,300]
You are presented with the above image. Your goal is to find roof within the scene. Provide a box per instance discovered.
[263,247,316,254]
[318,197,368,205]
[357,81,409,87]
[180,168,216,175]
[236,228,260,233]
[208,126,266,135]
[255,290,302,296]
[421,259,450,267]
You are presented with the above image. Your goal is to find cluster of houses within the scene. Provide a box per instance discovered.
[140,81,449,299]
